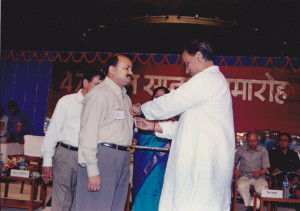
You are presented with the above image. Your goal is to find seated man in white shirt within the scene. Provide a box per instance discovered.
[41,70,104,211]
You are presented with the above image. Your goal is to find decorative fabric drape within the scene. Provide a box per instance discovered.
[1,52,53,135]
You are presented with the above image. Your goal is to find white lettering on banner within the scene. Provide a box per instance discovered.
[229,79,247,100]
[265,72,275,81]
[59,72,290,105]
[143,75,188,96]
[274,83,289,104]
[132,74,141,95]
[227,79,289,104]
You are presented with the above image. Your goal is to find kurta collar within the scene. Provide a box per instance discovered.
[202,65,218,73]
[105,77,127,96]
[246,144,261,152]
[194,65,218,77]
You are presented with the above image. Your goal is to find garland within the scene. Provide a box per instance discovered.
[1,50,299,71]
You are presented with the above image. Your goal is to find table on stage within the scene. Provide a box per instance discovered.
[1,175,46,211]
[253,192,300,211]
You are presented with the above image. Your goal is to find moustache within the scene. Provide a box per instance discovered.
[127,74,133,80]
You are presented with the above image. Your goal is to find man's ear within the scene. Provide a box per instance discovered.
[108,65,116,76]
[196,51,203,61]
[82,78,89,88]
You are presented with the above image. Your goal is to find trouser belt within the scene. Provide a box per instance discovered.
[101,142,130,151]
[59,142,78,151]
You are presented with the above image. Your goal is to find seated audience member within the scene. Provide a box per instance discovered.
[6,101,34,144]
[234,132,270,211]
[0,105,9,142]
[269,133,300,185]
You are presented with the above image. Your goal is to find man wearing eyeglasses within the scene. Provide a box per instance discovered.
[269,133,300,184]
[234,132,270,211]
[76,55,134,211]
[41,70,104,211]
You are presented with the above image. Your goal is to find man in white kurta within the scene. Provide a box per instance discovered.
[130,39,235,211]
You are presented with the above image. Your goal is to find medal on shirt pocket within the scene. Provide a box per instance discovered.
[114,109,125,120]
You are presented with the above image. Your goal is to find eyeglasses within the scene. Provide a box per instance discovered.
[117,65,133,71]
[247,139,259,143]
[154,94,164,98]
[90,81,100,85]
[279,139,289,142]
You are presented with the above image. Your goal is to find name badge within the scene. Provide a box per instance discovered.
[115,110,125,120]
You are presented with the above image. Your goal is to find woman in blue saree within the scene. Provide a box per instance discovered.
[133,86,179,211]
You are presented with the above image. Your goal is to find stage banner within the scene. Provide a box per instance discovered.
[49,58,300,134]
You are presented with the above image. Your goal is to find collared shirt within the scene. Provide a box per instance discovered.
[235,144,270,179]
[141,65,235,210]
[78,77,133,177]
[269,148,300,173]
[7,110,34,135]
[41,89,84,167]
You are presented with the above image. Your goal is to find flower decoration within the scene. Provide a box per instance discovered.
[8,162,15,169]
[2,155,27,173]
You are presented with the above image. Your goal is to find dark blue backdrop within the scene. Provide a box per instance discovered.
[1,53,53,135]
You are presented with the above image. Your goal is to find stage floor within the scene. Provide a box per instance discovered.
[0,181,297,211]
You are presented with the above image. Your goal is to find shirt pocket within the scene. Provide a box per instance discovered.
[252,153,263,169]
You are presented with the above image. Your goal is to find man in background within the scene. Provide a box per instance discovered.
[269,133,300,185]
[6,101,34,144]
[41,70,104,211]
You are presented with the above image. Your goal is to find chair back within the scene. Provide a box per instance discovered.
[23,135,44,173]
[24,135,44,157]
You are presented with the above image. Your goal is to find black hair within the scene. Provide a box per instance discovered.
[152,86,170,100]
[278,133,292,143]
[246,131,258,139]
[8,101,19,109]
[183,38,214,61]
[104,56,119,75]
[81,69,106,88]
[83,69,106,82]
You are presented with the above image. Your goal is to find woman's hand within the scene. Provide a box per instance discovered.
[135,117,163,133]
[135,117,153,131]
